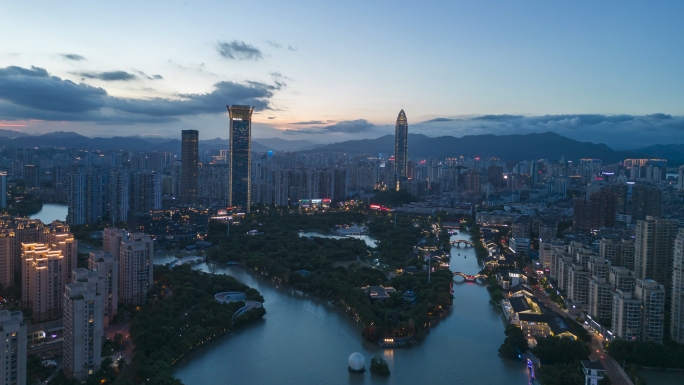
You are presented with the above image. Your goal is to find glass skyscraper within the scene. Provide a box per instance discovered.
[181,129,198,205]
[394,109,408,191]
[228,105,253,212]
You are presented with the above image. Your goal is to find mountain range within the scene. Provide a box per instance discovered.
[0,130,681,166]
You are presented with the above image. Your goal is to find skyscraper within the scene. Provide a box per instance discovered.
[119,233,153,306]
[671,228,684,344]
[0,310,26,385]
[181,129,199,206]
[394,109,408,191]
[228,105,253,212]
[635,216,676,291]
[0,171,7,209]
[22,243,65,322]
[63,282,103,381]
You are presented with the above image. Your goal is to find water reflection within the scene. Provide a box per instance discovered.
[29,203,68,223]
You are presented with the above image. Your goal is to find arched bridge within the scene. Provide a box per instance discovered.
[452,271,486,282]
[451,240,474,247]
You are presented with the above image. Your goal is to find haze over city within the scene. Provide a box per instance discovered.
[2,1,684,148]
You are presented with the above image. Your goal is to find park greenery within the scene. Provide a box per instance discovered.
[370,189,418,207]
[108,265,265,385]
[206,207,453,340]
[498,325,529,359]
[531,336,590,385]
[607,339,684,369]
[369,356,390,376]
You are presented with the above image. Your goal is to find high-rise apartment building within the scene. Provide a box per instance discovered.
[671,228,684,344]
[631,184,662,221]
[0,310,26,385]
[573,190,616,230]
[228,105,253,212]
[612,289,642,341]
[0,171,6,209]
[22,243,65,322]
[634,278,665,343]
[42,221,78,284]
[180,130,199,206]
[0,232,14,290]
[108,170,130,223]
[63,282,103,381]
[130,171,161,213]
[103,227,126,258]
[394,109,408,191]
[67,168,108,225]
[635,216,677,291]
[678,165,684,191]
[119,233,153,306]
[23,164,38,189]
[87,251,118,327]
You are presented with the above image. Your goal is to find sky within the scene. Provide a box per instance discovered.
[1,1,684,149]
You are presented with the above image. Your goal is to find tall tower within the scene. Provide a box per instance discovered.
[228,105,253,212]
[394,109,408,191]
[181,129,199,206]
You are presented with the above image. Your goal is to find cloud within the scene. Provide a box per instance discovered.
[216,40,262,60]
[288,45,297,51]
[266,41,282,49]
[0,65,282,124]
[61,54,86,61]
[472,114,524,120]
[422,118,455,123]
[79,71,137,81]
[289,120,326,125]
[284,119,375,134]
[135,70,163,80]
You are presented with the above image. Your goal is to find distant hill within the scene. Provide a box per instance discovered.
[253,137,318,151]
[310,132,647,163]
[633,144,684,166]
[1,130,683,165]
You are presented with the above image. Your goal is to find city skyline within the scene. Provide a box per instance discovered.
[1,1,684,148]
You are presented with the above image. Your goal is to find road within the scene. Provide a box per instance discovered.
[528,273,633,385]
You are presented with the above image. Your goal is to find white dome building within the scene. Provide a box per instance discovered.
[348,352,365,373]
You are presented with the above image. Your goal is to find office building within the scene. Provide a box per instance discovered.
[394,109,408,191]
[180,130,199,205]
[0,310,26,385]
[228,105,253,212]
[88,251,118,327]
[671,229,684,344]
[634,278,665,343]
[63,282,103,381]
[22,243,65,322]
[119,233,153,306]
[635,217,677,291]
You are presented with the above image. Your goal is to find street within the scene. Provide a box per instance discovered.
[529,274,634,385]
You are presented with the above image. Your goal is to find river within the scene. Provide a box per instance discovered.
[29,203,68,223]
[166,231,530,384]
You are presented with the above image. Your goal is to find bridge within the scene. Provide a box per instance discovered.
[451,240,474,247]
[452,271,487,283]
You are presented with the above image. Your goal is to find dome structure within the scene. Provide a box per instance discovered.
[348,352,366,373]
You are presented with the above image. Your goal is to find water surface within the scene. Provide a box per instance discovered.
[169,231,530,384]
[29,203,68,223]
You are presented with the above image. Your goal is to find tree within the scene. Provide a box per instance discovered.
[370,356,390,376]
[498,325,528,359]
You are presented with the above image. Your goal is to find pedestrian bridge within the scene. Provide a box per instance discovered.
[452,271,486,283]
[451,240,474,247]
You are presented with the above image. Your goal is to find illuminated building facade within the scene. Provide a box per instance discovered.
[228,105,253,212]
[394,109,408,191]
